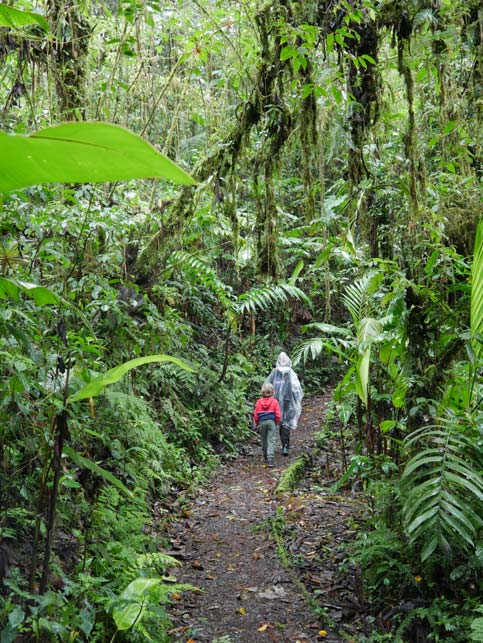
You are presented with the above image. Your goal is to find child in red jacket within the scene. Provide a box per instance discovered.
[253,382,281,468]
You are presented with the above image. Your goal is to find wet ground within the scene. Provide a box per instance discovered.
[164,395,369,643]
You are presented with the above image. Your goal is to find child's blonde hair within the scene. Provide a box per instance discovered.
[261,382,274,397]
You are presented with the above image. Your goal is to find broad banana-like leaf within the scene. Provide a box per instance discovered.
[0,277,59,305]
[357,316,383,345]
[288,259,304,285]
[0,4,49,32]
[336,401,353,425]
[0,122,196,193]
[113,602,144,633]
[354,317,382,405]
[471,220,483,357]
[68,355,195,403]
[355,348,370,405]
[63,446,133,498]
[113,578,161,631]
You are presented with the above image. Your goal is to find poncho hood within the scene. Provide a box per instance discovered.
[276,351,292,371]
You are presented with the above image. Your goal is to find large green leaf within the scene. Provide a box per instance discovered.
[63,446,133,498]
[0,4,49,32]
[0,277,59,305]
[357,317,383,344]
[113,578,161,631]
[68,355,195,403]
[354,317,383,405]
[0,122,196,193]
[355,347,371,405]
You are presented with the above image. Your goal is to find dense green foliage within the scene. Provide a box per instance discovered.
[0,0,482,641]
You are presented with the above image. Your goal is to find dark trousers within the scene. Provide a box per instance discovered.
[279,423,290,449]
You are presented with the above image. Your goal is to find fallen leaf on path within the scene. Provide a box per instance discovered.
[238,607,247,615]
[162,574,178,582]
[168,625,190,634]
[258,623,270,631]
[319,631,328,637]
[191,560,203,569]
[308,575,323,584]
[258,585,287,599]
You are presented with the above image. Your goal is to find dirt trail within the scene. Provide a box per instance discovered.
[165,395,367,643]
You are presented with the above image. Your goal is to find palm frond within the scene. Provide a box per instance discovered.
[293,335,352,364]
[402,418,483,561]
[413,8,437,30]
[303,322,352,336]
[235,282,311,317]
[342,273,379,325]
[471,220,483,357]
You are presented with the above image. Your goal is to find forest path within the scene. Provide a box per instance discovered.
[165,394,367,643]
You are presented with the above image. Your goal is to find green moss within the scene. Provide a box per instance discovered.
[275,454,311,493]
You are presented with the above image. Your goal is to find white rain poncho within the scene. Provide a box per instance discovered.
[265,351,303,429]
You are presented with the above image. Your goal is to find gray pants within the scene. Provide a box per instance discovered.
[259,420,276,459]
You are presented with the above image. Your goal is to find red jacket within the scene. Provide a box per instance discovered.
[253,396,281,426]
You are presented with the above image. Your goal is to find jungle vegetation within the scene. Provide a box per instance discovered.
[0,0,482,640]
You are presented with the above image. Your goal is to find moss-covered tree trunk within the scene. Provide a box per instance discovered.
[47,0,90,119]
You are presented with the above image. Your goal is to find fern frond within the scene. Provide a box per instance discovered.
[402,418,483,561]
[136,552,181,572]
[136,623,155,641]
[167,251,233,309]
[471,608,483,642]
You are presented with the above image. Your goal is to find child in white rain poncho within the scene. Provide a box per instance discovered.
[265,351,303,456]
